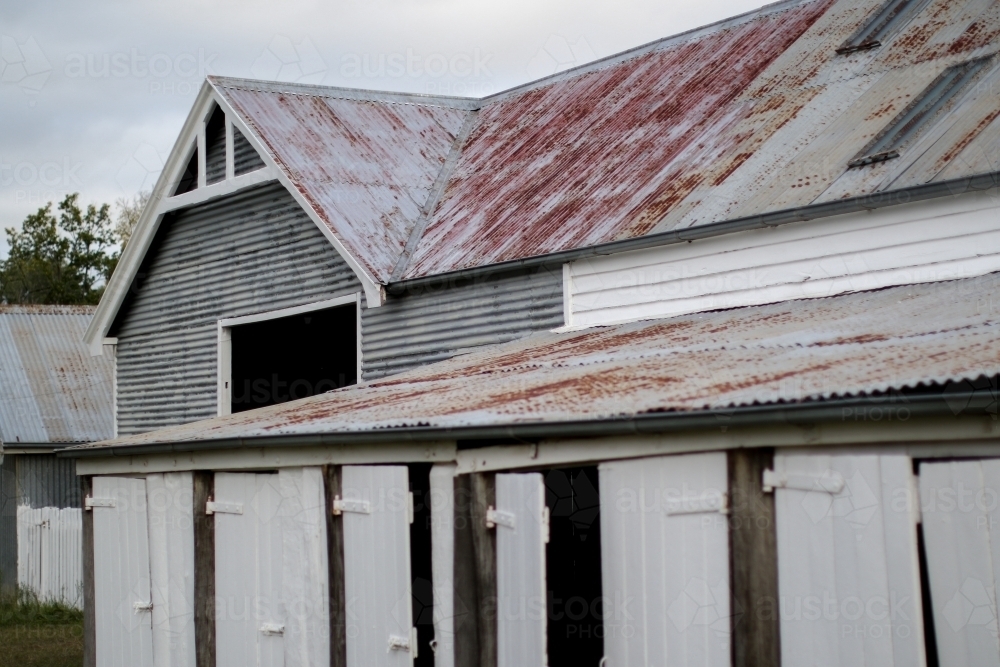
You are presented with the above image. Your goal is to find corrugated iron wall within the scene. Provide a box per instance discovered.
[0,455,15,591]
[233,127,265,176]
[113,183,363,435]
[16,455,80,510]
[362,265,564,380]
[205,114,227,185]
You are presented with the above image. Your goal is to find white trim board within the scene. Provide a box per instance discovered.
[84,83,383,357]
[565,189,1000,329]
[73,441,458,476]
[216,293,362,416]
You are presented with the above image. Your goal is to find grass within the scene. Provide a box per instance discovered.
[0,588,83,667]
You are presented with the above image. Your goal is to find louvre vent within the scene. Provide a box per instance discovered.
[836,0,931,55]
[848,55,994,168]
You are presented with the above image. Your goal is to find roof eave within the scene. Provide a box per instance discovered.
[59,389,997,458]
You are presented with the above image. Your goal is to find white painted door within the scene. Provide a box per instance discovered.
[214,473,284,667]
[277,467,330,667]
[146,472,195,667]
[772,453,925,667]
[495,472,547,667]
[341,465,414,667]
[920,459,1000,666]
[599,452,730,667]
[92,476,155,667]
[429,463,457,667]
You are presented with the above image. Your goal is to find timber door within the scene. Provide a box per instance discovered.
[598,452,730,667]
[91,476,155,667]
[772,453,925,666]
[920,459,1000,666]
[214,468,330,667]
[341,465,415,667]
[494,473,548,667]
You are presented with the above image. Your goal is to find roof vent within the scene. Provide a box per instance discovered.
[848,55,995,168]
[837,0,931,55]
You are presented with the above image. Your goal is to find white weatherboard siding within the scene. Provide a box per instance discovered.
[16,506,82,608]
[146,472,195,667]
[773,453,925,667]
[430,464,457,667]
[919,460,1000,667]
[598,452,730,667]
[566,192,1000,327]
[495,473,547,667]
[92,477,154,667]
[341,465,414,667]
[214,473,284,667]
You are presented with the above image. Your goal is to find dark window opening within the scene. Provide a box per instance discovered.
[837,0,930,55]
[173,148,198,195]
[205,105,227,185]
[409,463,434,667]
[545,466,603,667]
[230,303,357,413]
[849,55,993,168]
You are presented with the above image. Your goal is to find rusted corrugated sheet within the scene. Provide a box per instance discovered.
[213,80,473,283]
[401,0,1000,278]
[77,271,1000,449]
[201,0,1000,284]
[0,306,113,444]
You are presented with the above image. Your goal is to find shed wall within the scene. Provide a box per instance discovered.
[0,455,15,591]
[361,266,564,380]
[16,455,80,509]
[113,183,363,435]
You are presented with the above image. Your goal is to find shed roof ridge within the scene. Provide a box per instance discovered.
[391,109,481,281]
[208,75,482,109]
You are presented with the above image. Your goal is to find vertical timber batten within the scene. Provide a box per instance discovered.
[453,473,497,667]
[728,448,780,667]
[325,466,347,667]
[193,472,215,667]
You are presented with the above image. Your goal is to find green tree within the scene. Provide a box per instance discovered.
[0,193,119,305]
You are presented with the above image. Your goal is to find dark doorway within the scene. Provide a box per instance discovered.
[230,303,357,413]
[409,463,434,667]
[544,467,604,667]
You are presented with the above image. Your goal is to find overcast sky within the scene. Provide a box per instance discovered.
[0,0,765,255]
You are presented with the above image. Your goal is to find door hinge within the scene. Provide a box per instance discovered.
[332,495,371,516]
[486,506,516,529]
[133,601,153,613]
[205,499,243,515]
[260,623,285,636]
[665,492,729,516]
[762,469,845,494]
[84,496,116,510]
[388,628,418,655]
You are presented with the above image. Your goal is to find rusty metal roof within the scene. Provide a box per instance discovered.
[402,0,1000,277]
[207,0,1000,283]
[72,272,1000,451]
[0,306,114,445]
[212,79,475,283]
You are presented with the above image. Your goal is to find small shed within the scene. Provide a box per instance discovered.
[0,305,114,605]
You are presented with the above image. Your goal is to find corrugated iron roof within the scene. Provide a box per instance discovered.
[74,271,1000,451]
[402,0,1000,277]
[212,79,475,283]
[0,306,114,445]
[206,0,1000,284]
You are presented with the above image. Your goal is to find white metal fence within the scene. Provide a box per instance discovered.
[16,506,83,608]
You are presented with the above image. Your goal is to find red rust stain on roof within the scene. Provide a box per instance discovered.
[403,0,836,278]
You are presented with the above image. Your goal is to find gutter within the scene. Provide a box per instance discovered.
[388,170,1000,293]
[59,389,997,459]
